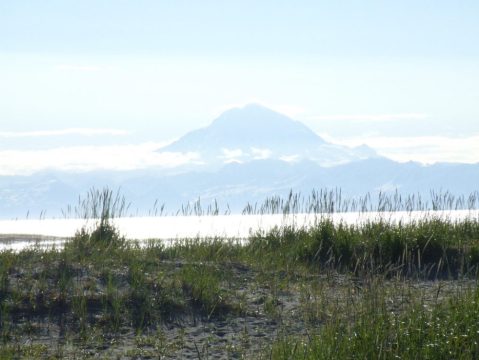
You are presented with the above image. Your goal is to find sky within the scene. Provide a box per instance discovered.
[1,0,479,175]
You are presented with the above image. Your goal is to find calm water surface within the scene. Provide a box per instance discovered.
[1,210,478,252]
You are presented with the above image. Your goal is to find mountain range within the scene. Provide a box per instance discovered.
[0,104,478,218]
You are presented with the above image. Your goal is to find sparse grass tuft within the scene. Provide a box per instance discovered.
[268,286,479,359]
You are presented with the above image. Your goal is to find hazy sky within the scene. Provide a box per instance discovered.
[1,0,479,173]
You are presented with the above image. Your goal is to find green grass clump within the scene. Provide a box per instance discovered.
[249,219,479,278]
[66,220,126,260]
[65,188,128,260]
[180,263,232,318]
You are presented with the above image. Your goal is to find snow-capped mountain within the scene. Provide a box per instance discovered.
[160,104,378,167]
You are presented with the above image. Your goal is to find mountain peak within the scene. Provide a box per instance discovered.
[235,103,268,111]
[211,103,306,129]
[161,104,377,167]
[164,104,326,153]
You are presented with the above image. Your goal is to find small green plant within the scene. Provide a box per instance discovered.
[71,286,88,339]
[102,270,123,330]
[66,188,127,258]
[128,259,152,329]
[180,263,230,318]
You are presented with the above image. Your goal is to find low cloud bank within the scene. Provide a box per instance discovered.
[320,134,479,164]
[0,143,200,176]
[1,133,478,176]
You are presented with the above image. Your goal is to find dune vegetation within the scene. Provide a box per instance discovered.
[1,189,479,359]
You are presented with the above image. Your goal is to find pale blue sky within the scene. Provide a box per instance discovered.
[2,1,478,57]
[1,0,479,170]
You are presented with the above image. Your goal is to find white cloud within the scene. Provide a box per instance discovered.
[0,143,201,176]
[224,159,244,164]
[220,148,244,160]
[280,154,300,163]
[250,147,272,160]
[309,113,429,122]
[0,128,129,138]
[321,133,479,164]
[2,132,476,176]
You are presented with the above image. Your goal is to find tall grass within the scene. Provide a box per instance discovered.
[55,187,479,219]
[248,218,479,279]
[242,189,479,215]
[64,188,129,257]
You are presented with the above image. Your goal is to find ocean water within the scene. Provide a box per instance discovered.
[1,210,478,252]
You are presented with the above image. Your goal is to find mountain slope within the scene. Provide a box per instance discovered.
[164,104,325,152]
[161,104,377,166]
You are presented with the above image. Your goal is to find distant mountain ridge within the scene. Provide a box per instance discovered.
[0,104,478,219]
[161,104,378,166]
[1,158,478,219]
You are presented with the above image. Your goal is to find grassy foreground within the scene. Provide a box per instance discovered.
[1,217,479,359]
